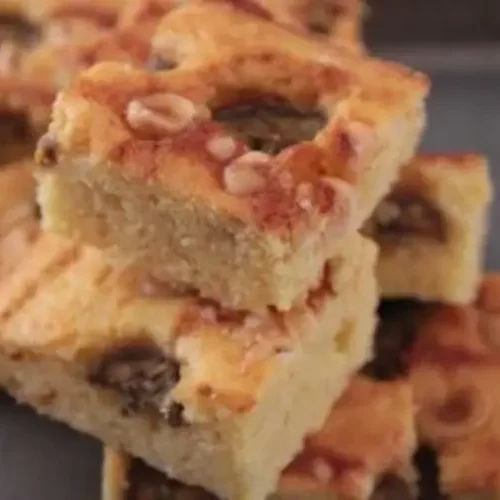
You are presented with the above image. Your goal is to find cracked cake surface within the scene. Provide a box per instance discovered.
[364,154,492,304]
[35,0,428,311]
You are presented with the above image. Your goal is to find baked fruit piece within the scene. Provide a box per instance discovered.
[364,154,492,305]
[0,229,378,500]
[36,6,428,311]
[102,375,416,500]
[408,274,500,498]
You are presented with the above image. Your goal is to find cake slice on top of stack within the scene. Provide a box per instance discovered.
[35,0,428,311]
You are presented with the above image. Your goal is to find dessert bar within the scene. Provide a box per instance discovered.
[365,154,492,304]
[0,227,378,500]
[409,274,500,499]
[102,375,415,500]
[36,2,428,311]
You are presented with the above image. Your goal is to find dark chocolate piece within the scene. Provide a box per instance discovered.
[373,191,447,243]
[214,97,325,155]
[89,341,183,425]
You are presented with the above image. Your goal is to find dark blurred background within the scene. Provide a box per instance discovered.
[368,0,499,270]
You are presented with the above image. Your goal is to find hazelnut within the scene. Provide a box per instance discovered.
[206,135,238,162]
[126,93,210,136]
[223,152,271,196]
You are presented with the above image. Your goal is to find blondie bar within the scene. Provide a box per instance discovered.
[364,154,492,304]
[407,274,500,499]
[102,374,415,500]
[0,228,378,500]
[36,2,428,311]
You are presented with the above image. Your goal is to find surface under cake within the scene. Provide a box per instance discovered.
[35,0,428,312]
[364,153,492,304]
[0,221,378,500]
[102,375,416,500]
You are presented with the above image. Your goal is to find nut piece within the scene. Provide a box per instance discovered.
[35,133,59,168]
[320,177,357,235]
[126,93,210,136]
[311,458,333,484]
[206,135,238,162]
[223,152,271,196]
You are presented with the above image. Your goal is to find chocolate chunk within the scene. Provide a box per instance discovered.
[146,53,177,71]
[127,458,218,500]
[214,97,325,155]
[371,474,416,500]
[362,300,433,381]
[373,191,447,243]
[89,341,182,423]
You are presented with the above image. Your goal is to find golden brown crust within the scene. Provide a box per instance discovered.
[279,375,416,498]
[409,274,500,495]
[38,8,429,231]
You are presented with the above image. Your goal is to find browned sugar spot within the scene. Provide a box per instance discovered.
[88,340,185,426]
[214,96,326,156]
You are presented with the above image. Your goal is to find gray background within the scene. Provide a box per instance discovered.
[1,5,500,499]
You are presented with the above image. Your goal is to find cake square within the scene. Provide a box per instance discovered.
[35,2,428,311]
[101,374,416,500]
[408,274,500,498]
[0,227,378,500]
[364,154,492,304]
